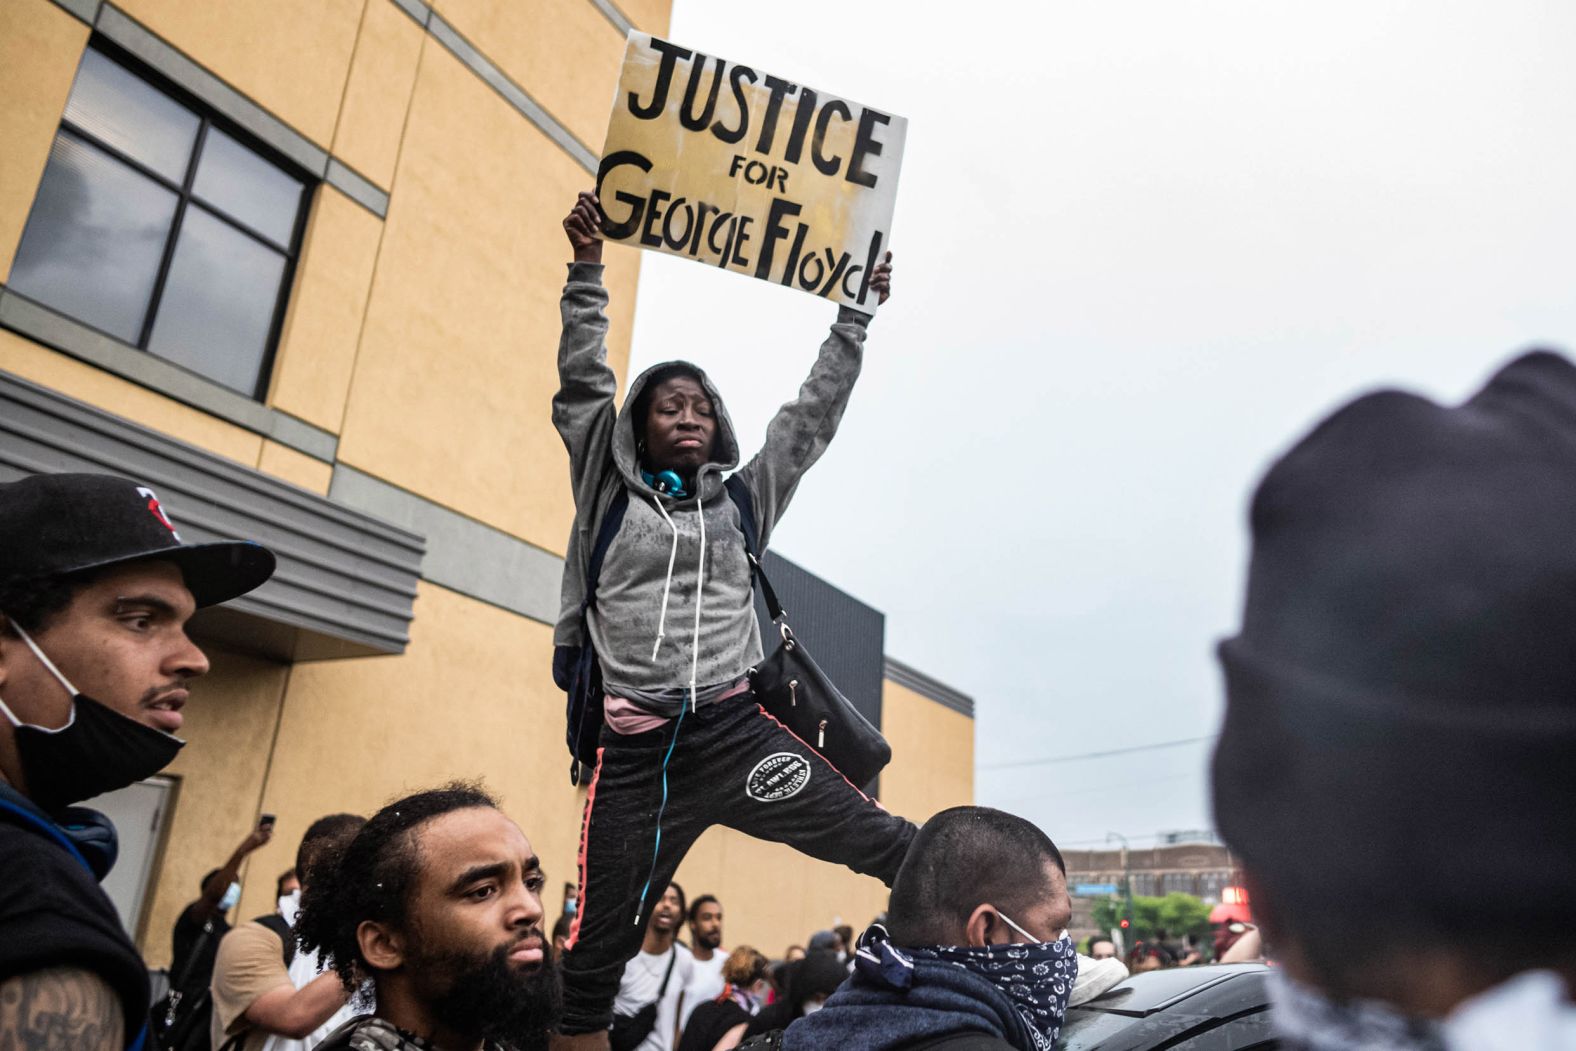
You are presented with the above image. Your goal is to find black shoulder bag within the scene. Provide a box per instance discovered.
[608,948,678,1051]
[155,918,216,1051]
[729,477,892,788]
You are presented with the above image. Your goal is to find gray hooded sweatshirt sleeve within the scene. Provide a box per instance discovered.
[551,262,870,710]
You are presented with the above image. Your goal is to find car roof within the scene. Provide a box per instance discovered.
[1081,963,1272,1015]
[1058,963,1276,1050]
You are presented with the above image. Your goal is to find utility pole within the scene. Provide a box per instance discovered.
[1106,831,1132,954]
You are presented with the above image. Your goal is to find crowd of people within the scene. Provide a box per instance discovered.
[0,185,1573,1051]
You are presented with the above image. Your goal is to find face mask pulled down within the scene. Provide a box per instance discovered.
[0,619,183,812]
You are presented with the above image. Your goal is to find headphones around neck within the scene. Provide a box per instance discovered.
[642,469,689,498]
[0,786,119,880]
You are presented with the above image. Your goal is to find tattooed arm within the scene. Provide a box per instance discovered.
[0,966,123,1051]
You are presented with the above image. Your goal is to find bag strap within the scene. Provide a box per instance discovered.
[252,912,296,967]
[657,947,679,997]
[584,488,632,610]
[167,912,219,1004]
[591,477,783,621]
[724,476,785,624]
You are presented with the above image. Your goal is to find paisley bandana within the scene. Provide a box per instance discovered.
[855,922,1076,1050]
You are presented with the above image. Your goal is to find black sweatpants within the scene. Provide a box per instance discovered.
[559,694,917,1035]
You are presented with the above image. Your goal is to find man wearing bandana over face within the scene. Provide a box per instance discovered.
[742,806,1086,1051]
[0,473,275,1051]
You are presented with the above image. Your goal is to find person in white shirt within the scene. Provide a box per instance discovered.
[612,883,695,1051]
[679,895,726,1030]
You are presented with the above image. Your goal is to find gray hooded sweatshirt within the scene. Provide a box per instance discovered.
[552,262,870,715]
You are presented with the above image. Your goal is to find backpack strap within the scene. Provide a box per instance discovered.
[252,912,296,967]
[724,475,759,557]
[584,488,631,609]
[724,477,785,623]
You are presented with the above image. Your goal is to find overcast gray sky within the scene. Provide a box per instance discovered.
[618,1,1576,850]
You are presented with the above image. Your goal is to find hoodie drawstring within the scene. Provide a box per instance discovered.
[690,497,706,713]
[649,496,681,661]
[634,492,708,925]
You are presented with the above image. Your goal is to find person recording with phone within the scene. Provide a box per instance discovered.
[165,816,278,1039]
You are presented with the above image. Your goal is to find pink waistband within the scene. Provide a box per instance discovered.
[604,678,751,735]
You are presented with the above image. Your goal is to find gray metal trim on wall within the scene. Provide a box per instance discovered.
[0,286,337,464]
[48,0,389,217]
[47,0,642,203]
[586,0,635,37]
[0,371,424,661]
[426,14,599,172]
[329,465,564,624]
[884,656,975,718]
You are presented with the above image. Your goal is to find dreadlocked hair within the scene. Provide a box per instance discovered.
[294,781,498,991]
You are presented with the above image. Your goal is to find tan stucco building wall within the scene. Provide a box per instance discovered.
[0,0,974,972]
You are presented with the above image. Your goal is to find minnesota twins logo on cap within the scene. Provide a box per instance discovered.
[136,486,182,541]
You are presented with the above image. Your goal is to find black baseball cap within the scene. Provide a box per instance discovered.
[0,473,276,607]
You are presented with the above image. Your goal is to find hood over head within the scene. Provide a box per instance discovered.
[614,359,741,502]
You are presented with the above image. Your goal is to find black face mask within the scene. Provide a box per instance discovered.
[0,620,184,813]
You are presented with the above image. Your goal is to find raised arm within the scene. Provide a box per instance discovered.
[191,819,272,923]
[551,191,620,502]
[737,253,893,548]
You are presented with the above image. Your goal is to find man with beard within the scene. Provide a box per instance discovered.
[679,896,724,1031]
[295,783,560,1051]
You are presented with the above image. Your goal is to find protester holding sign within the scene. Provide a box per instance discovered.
[550,191,912,1050]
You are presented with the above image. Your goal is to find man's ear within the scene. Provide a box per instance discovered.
[357,919,405,971]
[964,905,997,949]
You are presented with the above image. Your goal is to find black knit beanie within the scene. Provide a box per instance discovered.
[1212,349,1576,925]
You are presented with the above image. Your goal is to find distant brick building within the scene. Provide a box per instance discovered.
[1063,839,1239,939]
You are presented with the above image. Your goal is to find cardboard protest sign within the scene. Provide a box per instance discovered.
[596,33,906,315]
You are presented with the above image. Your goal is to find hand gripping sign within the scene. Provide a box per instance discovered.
[596,33,906,315]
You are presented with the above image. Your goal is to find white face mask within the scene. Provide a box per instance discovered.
[277,888,301,925]
[218,881,241,911]
[801,999,825,1016]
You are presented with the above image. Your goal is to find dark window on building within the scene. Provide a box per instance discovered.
[8,46,309,399]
